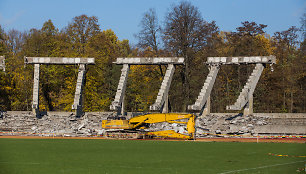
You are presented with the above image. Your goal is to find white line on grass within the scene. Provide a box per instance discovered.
[218,160,306,174]
[0,161,41,165]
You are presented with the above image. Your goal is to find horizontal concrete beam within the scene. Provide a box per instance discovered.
[114,57,184,65]
[24,57,95,65]
[206,55,276,64]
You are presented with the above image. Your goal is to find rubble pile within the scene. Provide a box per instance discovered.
[195,114,270,137]
[0,112,305,138]
[0,112,112,137]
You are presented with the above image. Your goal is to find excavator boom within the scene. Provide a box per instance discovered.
[102,113,196,139]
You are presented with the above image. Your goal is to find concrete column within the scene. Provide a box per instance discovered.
[121,95,125,116]
[150,64,175,112]
[0,56,5,72]
[188,65,219,111]
[227,63,264,111]
[111,64,130,115]
[162,95,169,113]
[72,64,86,117]
[201,95,211,116]
[32,64,40,116]
[243,94,253,116]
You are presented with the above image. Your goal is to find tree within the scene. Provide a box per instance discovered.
[301,13,306,41]
[66,15,100,55]
[226,21,268,56]
[0,25,6,55]
[5,29,24,55]
[163,1,215,111]
[272,26,301,112]
[135,8,160,54]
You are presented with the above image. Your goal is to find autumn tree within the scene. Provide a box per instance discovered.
[0,25,10,110]
[66,15,100,56]
[5,29,24,55]
[163,1,217,111]
[272,26,302,112]
[135,8,160,54]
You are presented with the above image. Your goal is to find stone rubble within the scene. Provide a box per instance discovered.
[0,112,112,137]
[0,112,305,138]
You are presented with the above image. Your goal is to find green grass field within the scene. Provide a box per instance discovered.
[0,138,305,174]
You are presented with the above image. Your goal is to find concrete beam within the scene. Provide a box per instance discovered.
[0,56,5,72]
[25,57,95,65]
[207,55,276,65]
[115,57,184,65]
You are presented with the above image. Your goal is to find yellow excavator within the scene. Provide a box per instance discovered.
[102,113,195,140]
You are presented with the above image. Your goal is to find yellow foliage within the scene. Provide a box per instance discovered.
[254,34,275,55]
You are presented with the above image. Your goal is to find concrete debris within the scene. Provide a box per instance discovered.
[195,114,306,138]
[0,112,111,137]
[0,112,305,138]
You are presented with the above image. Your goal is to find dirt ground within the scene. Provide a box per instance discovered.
[0,135,305,143]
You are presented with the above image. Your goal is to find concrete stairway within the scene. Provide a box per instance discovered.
[188,65,219,111]
[150,64,175,111]
[227,63,264,110]
[110,64,129,111]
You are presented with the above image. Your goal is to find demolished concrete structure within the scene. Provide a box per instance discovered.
[189,56,276,116]
[24,57,95,117]
[0,111,305,138]
[111,57,184,115]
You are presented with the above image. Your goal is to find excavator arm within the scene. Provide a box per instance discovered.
[102,113,196,139]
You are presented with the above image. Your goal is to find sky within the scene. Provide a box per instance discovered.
[0,0,305,45]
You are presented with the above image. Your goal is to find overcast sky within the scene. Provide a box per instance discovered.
[0,0,305,45]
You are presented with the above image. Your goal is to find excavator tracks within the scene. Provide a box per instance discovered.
[104,130,146,139]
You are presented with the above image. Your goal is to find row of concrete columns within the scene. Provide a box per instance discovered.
[23,56,275,117]
[189,56,276,116]
[110,57,184,115]
[24,57,95,117]
[110,56,276,116]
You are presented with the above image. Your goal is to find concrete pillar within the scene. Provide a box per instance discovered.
[110,64,130,115]
[150,64,175,113]
[32,64,40,116]
[227,63,264,111]
[162,95,169,113]
[121,95,125,116]
[201,95,211,116]
[0,56,5,72]
[188,65,219,112]
[243,94,253,116]
[72,64,86,117]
